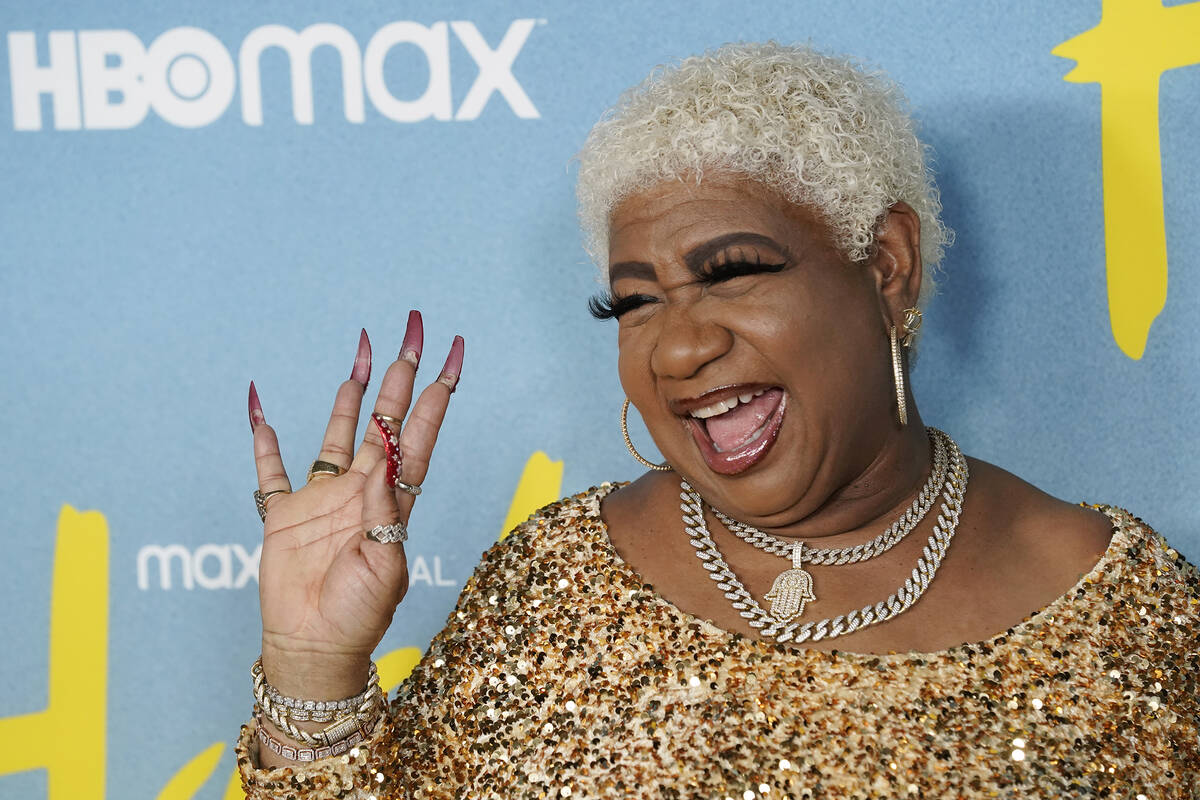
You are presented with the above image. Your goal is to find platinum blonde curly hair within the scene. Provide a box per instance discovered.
[576,42,950,307]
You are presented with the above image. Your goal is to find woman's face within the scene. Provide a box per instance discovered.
[608,173,913,527]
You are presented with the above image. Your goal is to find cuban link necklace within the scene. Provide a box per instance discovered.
[717,427,950,622]
[680,428,968,643]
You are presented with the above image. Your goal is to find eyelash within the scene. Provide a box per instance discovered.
[588,292,653,320]
[589,257,787,320]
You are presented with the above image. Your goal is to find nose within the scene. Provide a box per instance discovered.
[649,301,733,380]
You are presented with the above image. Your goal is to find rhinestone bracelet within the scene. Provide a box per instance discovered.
[254,709,377,762]
[252,658,380,722]
[251,657,383,747]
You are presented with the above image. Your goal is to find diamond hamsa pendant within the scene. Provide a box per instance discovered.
[764,544,817,623]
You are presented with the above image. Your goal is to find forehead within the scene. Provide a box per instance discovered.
[607,172,835,266]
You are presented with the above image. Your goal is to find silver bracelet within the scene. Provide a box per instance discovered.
[252,658,379,722]
[251,657,383,747]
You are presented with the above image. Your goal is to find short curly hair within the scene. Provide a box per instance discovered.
[576,42,950,306]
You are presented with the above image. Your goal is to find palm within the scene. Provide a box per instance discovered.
[260,473,404,659]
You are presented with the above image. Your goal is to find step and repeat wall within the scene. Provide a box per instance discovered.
[1,1,1197,797]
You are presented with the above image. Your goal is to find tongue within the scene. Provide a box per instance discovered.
[705,389,782,452]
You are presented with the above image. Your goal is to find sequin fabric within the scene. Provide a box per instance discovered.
[238,484,1200,799]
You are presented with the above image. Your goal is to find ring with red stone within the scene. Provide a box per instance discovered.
[371,412,404,489]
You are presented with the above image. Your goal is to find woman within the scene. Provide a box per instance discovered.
[237,43,1199,798]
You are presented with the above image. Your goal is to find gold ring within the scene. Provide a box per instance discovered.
[253,489,290,521]
[307,459,345,483]
[374,413,402,427]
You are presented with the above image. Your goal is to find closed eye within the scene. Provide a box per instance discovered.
[588,292,658,320]
[700,258,787,284]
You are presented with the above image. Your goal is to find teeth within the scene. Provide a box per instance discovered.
[689,390,769,419]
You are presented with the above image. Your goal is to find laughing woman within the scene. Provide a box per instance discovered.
[237,43,1199,798]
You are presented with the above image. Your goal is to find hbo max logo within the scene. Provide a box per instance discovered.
[7,19,540,130]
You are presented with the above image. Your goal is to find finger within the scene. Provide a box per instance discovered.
[249,382,292,499]
[372,413,403,490]
[392,336,464,513]
[357,459,409,606]
[361,457,403,532]
[313,329,372,477]
[351,311,423,476]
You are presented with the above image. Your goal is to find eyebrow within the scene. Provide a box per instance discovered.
[608,232,791,286]
[607,260,657,284]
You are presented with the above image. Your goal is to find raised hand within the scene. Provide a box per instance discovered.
[248,312,464,703]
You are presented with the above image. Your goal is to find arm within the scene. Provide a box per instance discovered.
[235,519,541,797]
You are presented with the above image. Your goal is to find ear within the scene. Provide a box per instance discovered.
[868,201,923,328]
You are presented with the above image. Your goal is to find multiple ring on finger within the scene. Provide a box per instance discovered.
[370,412,423,495]
[252,398,421,537]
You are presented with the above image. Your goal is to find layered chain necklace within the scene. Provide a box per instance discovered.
[680,428,968,644]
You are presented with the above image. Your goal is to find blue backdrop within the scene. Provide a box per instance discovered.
[1,1,1197,797]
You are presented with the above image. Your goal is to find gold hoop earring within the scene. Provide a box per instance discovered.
[890,325,907,426]
[621,398,671,471]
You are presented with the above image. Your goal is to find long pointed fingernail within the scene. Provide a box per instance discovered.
[371,412,402,488]
[437,335,465,393]
[351,328,372,387]
[248,381,266,431]
[399,310,424,367]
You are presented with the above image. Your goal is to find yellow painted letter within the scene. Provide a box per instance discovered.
[0,507,108,799]
[1054,0,1200,358]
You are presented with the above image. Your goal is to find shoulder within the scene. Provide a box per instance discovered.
[963,456,1198,613]
[961,457,1115,581]
[459,483,623,595]
[498,482,623,549]
[1092,505,1199,595]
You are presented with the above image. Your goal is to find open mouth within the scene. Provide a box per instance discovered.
[682,387,787,475]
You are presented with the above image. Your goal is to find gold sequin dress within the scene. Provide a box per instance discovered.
[238,484,1200,799]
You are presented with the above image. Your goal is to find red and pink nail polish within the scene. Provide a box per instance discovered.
[248,381,266,431]
[399,310,424,367]
[351,328,372,387]
[371,412,402,488]
[438,336,465,393]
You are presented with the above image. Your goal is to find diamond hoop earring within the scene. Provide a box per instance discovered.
[890,325,907,426]
[621,398,671,471]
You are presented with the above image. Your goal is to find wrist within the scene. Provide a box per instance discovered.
[260,641,371,700]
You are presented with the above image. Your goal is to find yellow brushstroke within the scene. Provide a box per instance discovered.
[499,451,564,541]
[222,765,245,800]
[156,742,225,800]
[0,506,108,799]
[377,646,424,693]
[1053,0,1200,359]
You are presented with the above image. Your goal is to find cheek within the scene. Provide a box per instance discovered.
[616,328,655,400]
[749,276,886,407]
